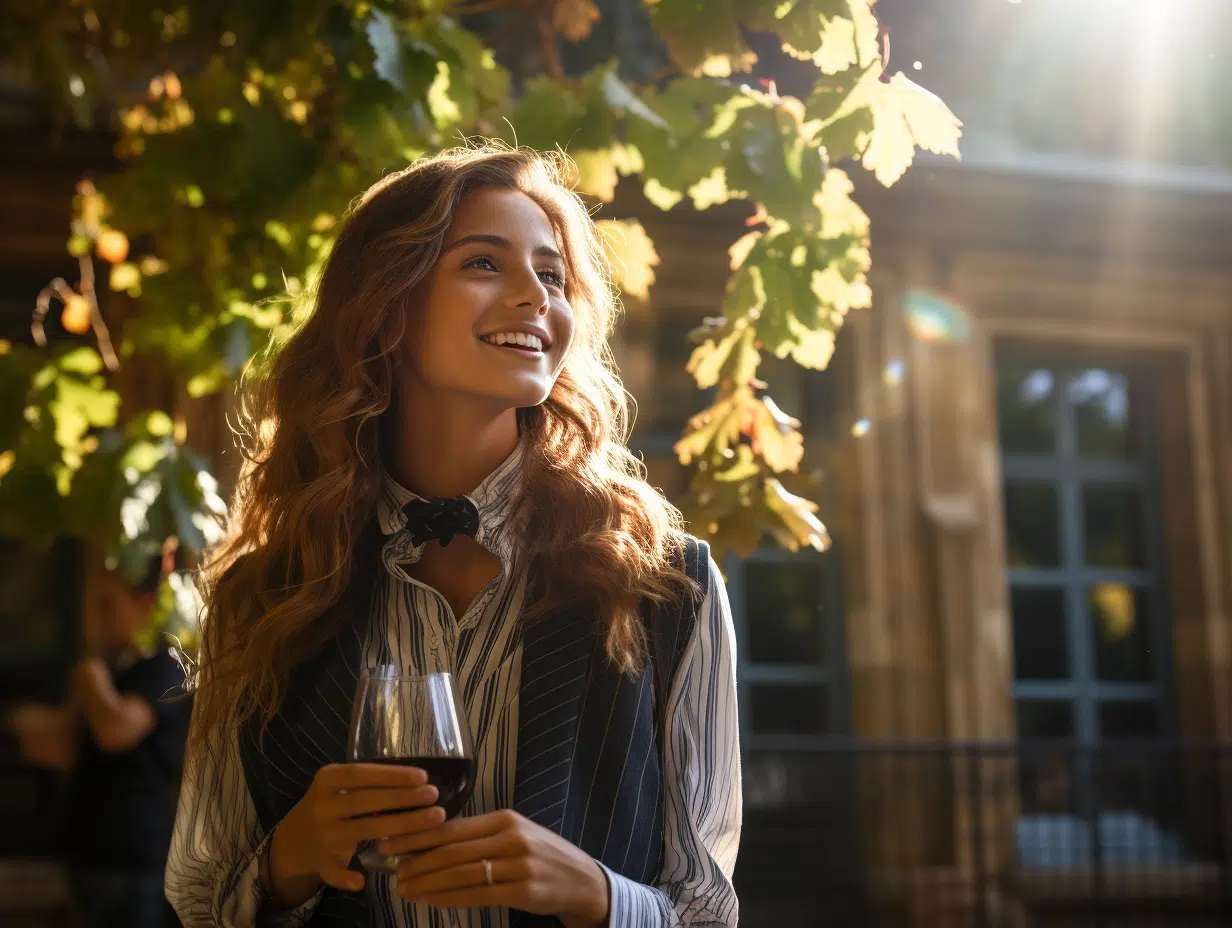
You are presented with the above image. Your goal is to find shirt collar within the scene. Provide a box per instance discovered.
[376,444,523,581]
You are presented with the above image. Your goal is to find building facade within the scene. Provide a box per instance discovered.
[4,1,1232,918]
[615,148,1232,924]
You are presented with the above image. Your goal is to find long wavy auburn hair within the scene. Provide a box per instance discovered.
[188,144,694,750]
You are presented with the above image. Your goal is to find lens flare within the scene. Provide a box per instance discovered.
[903,290,970,344]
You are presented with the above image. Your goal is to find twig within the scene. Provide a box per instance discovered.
[79,253,120,371]
[31,254,120,371]
[32,278,75,347]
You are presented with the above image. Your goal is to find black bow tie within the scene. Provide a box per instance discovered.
[401,495,480,548]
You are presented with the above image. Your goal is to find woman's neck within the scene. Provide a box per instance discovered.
[388,392,520,499]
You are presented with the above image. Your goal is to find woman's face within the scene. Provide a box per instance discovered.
[402,187,576,411]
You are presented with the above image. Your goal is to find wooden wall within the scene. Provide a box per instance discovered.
[843,161,1232,745]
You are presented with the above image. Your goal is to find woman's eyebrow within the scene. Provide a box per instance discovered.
[443,233,563,261]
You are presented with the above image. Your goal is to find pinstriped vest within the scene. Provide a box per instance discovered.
[238,527,707,927]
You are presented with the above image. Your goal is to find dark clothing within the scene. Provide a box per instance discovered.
[64,648,191,871]
[237,523,707,928]
[69,865,172,928]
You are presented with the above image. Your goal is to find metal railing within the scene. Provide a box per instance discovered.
[733,740,1232,928]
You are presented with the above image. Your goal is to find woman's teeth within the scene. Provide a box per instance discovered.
[482,332,543,351]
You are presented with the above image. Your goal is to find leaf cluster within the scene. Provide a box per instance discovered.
[2,0,959,564]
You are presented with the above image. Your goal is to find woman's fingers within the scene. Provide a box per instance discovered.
[325,785,439,819]
[320,859,365,893]
[379,809,512,856]
[317,762,428,790]
[335,804,447,844]
[398,858,525,898]
[387,832,507,872]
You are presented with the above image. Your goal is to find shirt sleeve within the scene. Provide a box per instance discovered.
[600,553,742,926]
[165,720,323,928]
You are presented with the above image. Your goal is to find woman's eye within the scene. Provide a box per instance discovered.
[537,269,565,288]
[464,255,498,272]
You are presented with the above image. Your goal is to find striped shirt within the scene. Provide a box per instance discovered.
[166,447,742,927]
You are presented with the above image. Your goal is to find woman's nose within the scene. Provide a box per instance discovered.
[509,270,549,314]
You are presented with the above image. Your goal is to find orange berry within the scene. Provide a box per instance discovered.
[62,294,91,334]
[95,229,130,263]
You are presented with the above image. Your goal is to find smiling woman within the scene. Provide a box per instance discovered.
[164,144,741,928]
[398,189,573,429]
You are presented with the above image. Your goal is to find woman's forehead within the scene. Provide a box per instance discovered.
[445,187,559,250]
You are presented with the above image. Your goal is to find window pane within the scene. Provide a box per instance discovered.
[750,684,829,735]
[1011,587,1069,680]
[745,560,828,665]
[997,362,1057,453]
[1016,699,1074,739]
[1099,701,1159,740]
[1083,485,1146,568]
[1069,368,1138,458]
[1004,484,1061,568]
[1090,584,1155,682]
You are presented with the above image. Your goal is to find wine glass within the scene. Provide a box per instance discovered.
[347,668,476,873]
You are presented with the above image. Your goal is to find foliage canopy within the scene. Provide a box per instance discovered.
[0,0,959,580]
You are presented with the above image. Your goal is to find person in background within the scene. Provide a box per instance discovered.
[8,549,191,928]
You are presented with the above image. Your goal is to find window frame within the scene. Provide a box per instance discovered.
[724,545,850,750]
[997,348,1177,744]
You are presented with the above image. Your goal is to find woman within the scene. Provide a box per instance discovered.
[166,144,741,928]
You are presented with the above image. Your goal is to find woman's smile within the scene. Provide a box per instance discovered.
[478,326,550,355]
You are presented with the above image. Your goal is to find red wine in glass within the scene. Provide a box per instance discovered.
[366,756,476,820]
[347,669,474,873]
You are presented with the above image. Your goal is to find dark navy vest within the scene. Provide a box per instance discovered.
[238,527,707,927]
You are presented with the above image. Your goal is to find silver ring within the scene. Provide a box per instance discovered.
[482,858,493,886]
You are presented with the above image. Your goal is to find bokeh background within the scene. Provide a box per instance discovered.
[2,1,1231,926]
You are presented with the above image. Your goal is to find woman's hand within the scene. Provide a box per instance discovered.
[383,809,609,926]
[268,763,445,907]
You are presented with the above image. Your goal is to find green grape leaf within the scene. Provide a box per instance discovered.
[862,72,963,186]
[804,65,868,125]
[595,219,660,300]
[674,390,746,466]
[745,396,804,472]
[780,317,837,370]
[647,0,766,76]
[712,444,761,483]
[775,0,852,59]
[764,476,831,551]
[686,323,758,389]
[819,105,875,164]
[815,168,870,238]
[120,439,168,473]
[804,0,882,74]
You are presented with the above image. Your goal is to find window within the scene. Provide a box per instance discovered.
[619,313,849,749]
[726,365,847,748]
[996,351,1172,744]
[725,546,847,747]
